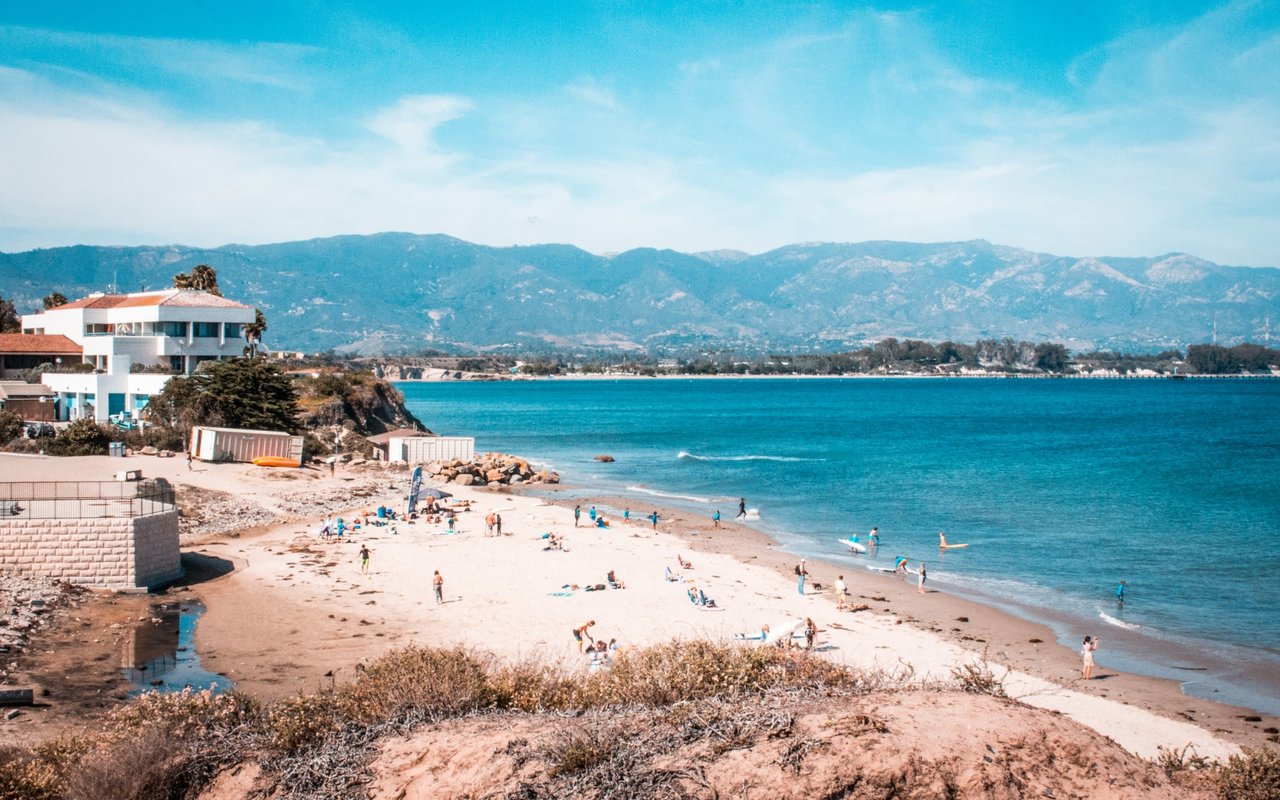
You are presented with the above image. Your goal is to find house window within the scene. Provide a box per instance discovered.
[192,322,220,337]
[158,321,188,337]
[223,323,242,338]
[170,356,185,373]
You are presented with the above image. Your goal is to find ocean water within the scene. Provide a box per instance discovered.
[398,377,1280,713]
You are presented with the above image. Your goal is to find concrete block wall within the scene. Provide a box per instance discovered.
[0,511,180,590]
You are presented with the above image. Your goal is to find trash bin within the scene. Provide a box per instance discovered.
[109,441,126,457]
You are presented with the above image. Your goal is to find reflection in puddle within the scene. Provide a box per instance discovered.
[122,601,230,694]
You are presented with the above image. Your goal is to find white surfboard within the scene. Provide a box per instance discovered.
[834,538,868,553]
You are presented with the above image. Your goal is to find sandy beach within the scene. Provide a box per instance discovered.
[2,451,1276,761]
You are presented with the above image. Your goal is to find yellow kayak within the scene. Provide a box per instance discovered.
[252,456,301,468]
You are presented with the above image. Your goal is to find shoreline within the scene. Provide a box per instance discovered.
[3,452,1277,760]
[392,372,1280,382]
[530,487,1280,735]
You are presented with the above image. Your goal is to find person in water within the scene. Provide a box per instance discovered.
[1116,581,1127,603]
[869,527,879,546]
[736,498,747,519]
[939,530,948,547]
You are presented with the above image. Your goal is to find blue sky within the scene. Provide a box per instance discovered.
[1,1,1277,265]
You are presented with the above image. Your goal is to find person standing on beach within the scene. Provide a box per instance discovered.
[917,562,927,593]
[835,575,848,611]
[623,508,630,524]
[736,498,747,519]
[433,570,444,604]
[495,513,502,536]
[795,559,808,595]
[359,544,370,575]
[1081,635,1099,679]
[574,505,581,527]
[649,511,659,530]
[712,510,721,528]
[186,452,192,471]
[804,617,817,650]
[485,512,495,537]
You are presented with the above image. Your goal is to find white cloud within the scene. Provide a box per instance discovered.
[0,5,1277,267]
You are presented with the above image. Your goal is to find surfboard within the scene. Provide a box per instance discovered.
[252,456,301,468]
[939,543,970,549]
[866,566,897,573]
[834,538,868,553]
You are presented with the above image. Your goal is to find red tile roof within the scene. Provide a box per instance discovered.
[52,290,251,311]
[0,334,83,354]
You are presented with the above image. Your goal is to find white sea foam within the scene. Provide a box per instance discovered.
[1099,611,1141,630]
[677,450,817,463]
[625,485,712,504]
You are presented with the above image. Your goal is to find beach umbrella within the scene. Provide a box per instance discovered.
[422,488,453,500]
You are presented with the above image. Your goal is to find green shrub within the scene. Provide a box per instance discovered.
[47,419,112,456]
[1215,746,1280,800]
[0,409,23,444]
[260,691,346,754]
[337,645,496,724]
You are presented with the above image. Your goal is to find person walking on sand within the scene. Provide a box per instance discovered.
[712,510,721,528]
[495,513,502,536]
[433,570,444,604]
[917,562,927,593]
[736,498,747,519]
[1081,635,1099,679]
[623,508,630,524]
[574,505,581,527]
[835,575,848,611]
[573,620,596,653]
[185,452,192,471]
[804,617,818,650]
[359,544,370,575]
[795,559,809,595]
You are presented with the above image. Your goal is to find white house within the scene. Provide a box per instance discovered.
[20,289,257,423]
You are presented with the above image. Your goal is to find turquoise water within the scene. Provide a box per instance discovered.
[399,377,1280,713]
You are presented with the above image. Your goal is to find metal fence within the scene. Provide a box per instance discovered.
[0,480,176,520]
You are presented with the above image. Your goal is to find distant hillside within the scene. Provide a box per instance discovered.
[3,234,1277,354]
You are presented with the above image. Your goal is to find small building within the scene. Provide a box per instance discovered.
[0,382,58,421]
[366,428,434,461]
[189,425,304,464]
[398,434,475,464]
[0,333,82,379]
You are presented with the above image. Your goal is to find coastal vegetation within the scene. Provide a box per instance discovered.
[4,640,1264,799]
[347,338,1280,379]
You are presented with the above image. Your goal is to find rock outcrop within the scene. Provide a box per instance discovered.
[426,452,559,487]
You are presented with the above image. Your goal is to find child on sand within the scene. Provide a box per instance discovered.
[359,545,370,575]
[804,617,817,650]
[1081,636,1099,679]
[433,570,444,604]
[917,562,927,593]
[835,575,848,611]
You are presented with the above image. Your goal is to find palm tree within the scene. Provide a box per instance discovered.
[42,292,68,309]
[173,264,221,296]
[243,308,268,357]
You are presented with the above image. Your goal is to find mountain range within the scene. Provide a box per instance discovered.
[2,234,1277,355]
